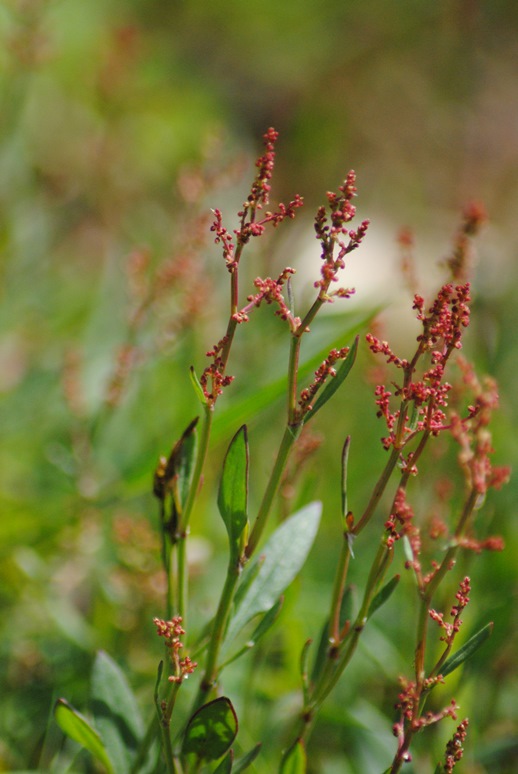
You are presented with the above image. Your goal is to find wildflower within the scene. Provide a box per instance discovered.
[153,616,198,684]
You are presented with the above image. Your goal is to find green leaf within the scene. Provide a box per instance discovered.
[213,749,234,773]
[176,417,199,511]
[341,435,351,518]
[233,743,262,773]
[226,502,322,643]
[367,575,400,619]
[90,651,144,773]
[280,739,307,774]
[218,426,249,560]
[307,335,359,420]
[441,622,493,678]
[182,697,238,762]
[190,366,207,405]
[249,596,284,642]
[54,698,115,774]
[160,417,199,513]
[222,597,284,667]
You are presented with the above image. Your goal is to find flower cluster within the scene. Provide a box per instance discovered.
[384,488,422,556]
[446,200,487,282]
[247,126,279,209]
[153,616,197,684]
[367,282,472,453]
[313,171,369,301]
[210,129,303,272]
[429,576,470,645]
[232,268,300,329]
[450,356,511,496]
[393,674,458,739]
[199,335,235,404]
[442,718,469,772]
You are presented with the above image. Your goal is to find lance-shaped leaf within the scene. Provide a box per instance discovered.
[154,417,198,525]
[367,575,400,620]
[182,697,238,762]
[341,435,351,518]
[233,743,262,773]
[226,502,321,643]
[90,651,144,773]
[213,749,234,773]
[306,336,359,421]
[280,739,307,774]
[221,597,284,667]
[190,366,207,405]
[54,699,114,774]
[441,622,493,678]
[218,426,249,561]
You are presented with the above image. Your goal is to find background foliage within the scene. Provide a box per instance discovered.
[1,1,517,771]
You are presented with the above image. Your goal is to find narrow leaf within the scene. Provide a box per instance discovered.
[249,596,284,643]
[307,336,359,420]
[160,417,199,512]
[218,426,249,559]
[189,366,207,405]
[221,598,284,668]
[54,699,114,774]
[176,417,199,511]
[182,697,238,762]
[341,436,351,518]
[367,575,400,619]
[441,622,493,678]
[90,651,143,773]
[233,743,262,773]
[213,749,234,773]
[280,739,307,774]
[226,502,322,642]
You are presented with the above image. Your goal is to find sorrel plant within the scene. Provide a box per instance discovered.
[55,129,510,774]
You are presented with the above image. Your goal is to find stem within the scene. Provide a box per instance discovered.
[176,404,214,626]
[245,422,300,559]
[193,560,242,709]
[287,334,302,423]
[329,533,351,644]
[353,446,400,535]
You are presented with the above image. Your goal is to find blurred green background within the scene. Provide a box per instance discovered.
[1,1,517,771]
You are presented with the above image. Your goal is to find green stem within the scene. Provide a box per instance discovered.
[245,422,301,559]
[329,533,351,644]
[193,560,242,709]
[176,404,214,626]
[353,446,400,535]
